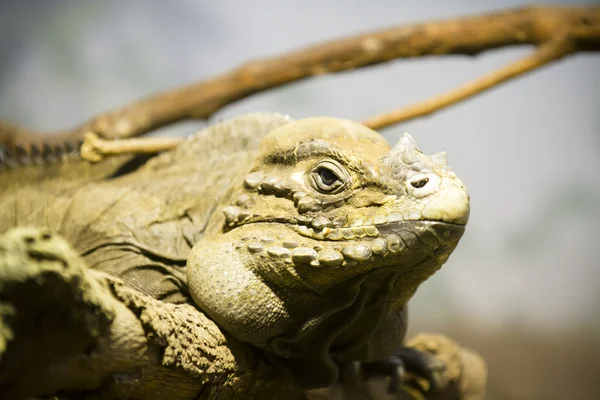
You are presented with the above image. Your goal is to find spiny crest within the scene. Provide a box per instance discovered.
[0,139,83,169]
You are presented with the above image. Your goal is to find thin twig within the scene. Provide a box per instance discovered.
[80,133,180,162]
[1,5,599,149]
[362,35,578,130]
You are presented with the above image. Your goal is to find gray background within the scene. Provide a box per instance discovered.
[1,0,599,398]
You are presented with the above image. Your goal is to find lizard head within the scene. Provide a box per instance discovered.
[219,117,467,280]
[187,117,469,363]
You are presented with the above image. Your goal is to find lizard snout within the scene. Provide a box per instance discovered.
[420,176,470,226]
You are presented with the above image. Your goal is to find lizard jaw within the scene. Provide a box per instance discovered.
[233,219,464,270]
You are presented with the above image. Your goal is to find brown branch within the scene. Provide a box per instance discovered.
[1,4,599,149]
[79,34,583,162]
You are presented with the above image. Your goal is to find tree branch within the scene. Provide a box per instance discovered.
[1,4,598,150]
[78,32,586,163]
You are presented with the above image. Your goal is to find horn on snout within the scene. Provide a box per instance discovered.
[381,133,422,169]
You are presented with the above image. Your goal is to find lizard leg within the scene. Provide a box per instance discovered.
[339,346,440,397]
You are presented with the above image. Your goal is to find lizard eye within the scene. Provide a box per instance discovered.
[309,161,349,194]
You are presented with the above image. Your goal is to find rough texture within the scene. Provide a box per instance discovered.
[0,228,296,400]
[0,228,154,399]
[0,114,484,399]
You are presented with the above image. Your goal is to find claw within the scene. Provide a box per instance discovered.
[388,363,405,394]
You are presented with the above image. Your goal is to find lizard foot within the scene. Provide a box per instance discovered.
[340,347,441,397]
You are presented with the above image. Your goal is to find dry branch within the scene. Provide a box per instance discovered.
[1,4,599,150]
[78,31,588,162]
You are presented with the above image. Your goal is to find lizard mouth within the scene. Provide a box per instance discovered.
[225,210,465,269]
[232,218,465,269]
[289,219,465,268]
[293,219,465,243]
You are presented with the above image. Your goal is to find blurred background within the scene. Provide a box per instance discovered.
[1,0,599,398]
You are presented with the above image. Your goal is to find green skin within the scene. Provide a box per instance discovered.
[0,114,469,389]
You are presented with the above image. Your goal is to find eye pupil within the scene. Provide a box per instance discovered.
[318,168,338,186]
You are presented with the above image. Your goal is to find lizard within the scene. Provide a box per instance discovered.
[0,113,470,395]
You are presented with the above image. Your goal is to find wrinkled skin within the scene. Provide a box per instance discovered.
[0,114,469,391]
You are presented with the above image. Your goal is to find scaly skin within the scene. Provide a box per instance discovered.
[0,114,469,392]
[0,114,292,303]
[187,117,469,388]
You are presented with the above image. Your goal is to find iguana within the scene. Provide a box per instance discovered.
[0,113,470,395]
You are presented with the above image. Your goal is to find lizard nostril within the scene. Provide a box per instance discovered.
[406,174,439,198]
[410,177,429,189]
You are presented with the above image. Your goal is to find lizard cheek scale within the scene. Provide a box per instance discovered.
[186,116,470,389]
